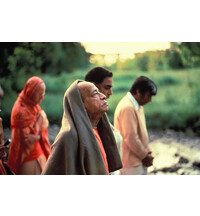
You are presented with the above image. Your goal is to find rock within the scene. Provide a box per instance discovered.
[150,165,181,174]
[192,161,200,169]
[178,156,189,164]
[160,165,182,173]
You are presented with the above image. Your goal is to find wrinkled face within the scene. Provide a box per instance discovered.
[97,77,113,99]
[138,91,152,106]
[31,83,46,104]
[80,82,108,115]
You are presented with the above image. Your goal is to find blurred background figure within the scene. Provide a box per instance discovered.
[0,84,7,174]
[114,76,157,175]
[7,76,51,175]
[0,85,9,174]
[0,118,7,175]
[85,67,123,174]
[0,84,4,113]
[0,85,4,97]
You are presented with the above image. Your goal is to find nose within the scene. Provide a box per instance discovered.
[41,93,45,100]
[108,88,113,96]
[100,92,106,99]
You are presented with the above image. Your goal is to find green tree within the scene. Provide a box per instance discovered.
[1,42,91,92]
[0,42,18,77]
[136,53,149,71]
[171,42,200,68]
[165,49,184,69]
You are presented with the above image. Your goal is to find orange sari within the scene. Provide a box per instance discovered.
[7,77,51,174]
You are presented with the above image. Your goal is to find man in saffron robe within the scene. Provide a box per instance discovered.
[42,80,122,175]
[7,76,51,175]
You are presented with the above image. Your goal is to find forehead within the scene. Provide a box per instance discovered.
[144,91,152,97]
[36,83,46,92]
[79,82,98,97]
[101,77,113,85]
[87,83,98,93]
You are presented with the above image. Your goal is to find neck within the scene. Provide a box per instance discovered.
[133,93,140,105]
[90,120,99,129]
[88,116,100,129]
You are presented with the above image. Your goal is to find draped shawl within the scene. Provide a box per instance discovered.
[7,76,51,174]
[42,80,122,175]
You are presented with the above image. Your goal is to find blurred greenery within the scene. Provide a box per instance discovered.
[1,42,200,136]
[107,42,200,72]
[107,68,200,136]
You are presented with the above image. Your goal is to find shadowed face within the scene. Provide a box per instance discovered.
[97,77,113,99]
[79,82,108,116]
[137,91,152,106]
[31,83,46,104]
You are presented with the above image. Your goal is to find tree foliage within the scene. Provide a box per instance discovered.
[165,49,184,69]
[109,42,200,72]
[171,42,200,68]
[0,42,91,92]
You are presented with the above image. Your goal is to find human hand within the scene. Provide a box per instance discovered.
[24,134,40,147]
[0,145,8,159]
[142,152,154,167]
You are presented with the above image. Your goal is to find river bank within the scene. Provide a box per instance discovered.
[148,129,200,175]
[3,125,200,175]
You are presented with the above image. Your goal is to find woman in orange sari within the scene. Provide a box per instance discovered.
[7,77,51,175]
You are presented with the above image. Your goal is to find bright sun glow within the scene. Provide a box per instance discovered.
[82,42,170,55]
[81,42,170,66]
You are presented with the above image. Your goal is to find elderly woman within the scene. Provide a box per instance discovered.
[7,77,51,175]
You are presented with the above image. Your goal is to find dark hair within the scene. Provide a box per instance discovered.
[84,67,113,84]
[130,76,157,96]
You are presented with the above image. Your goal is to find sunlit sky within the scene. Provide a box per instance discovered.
[82,42,170,55]
[81,42,171,65]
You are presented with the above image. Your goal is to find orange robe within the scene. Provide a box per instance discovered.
[7,77,51,174]
[93,128,109,175]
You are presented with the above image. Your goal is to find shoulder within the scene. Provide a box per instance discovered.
[116,96,135,113]
[52,127,78,151]
[12,104,29,122]
[12,99,30,116]
[11,100,36,128]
